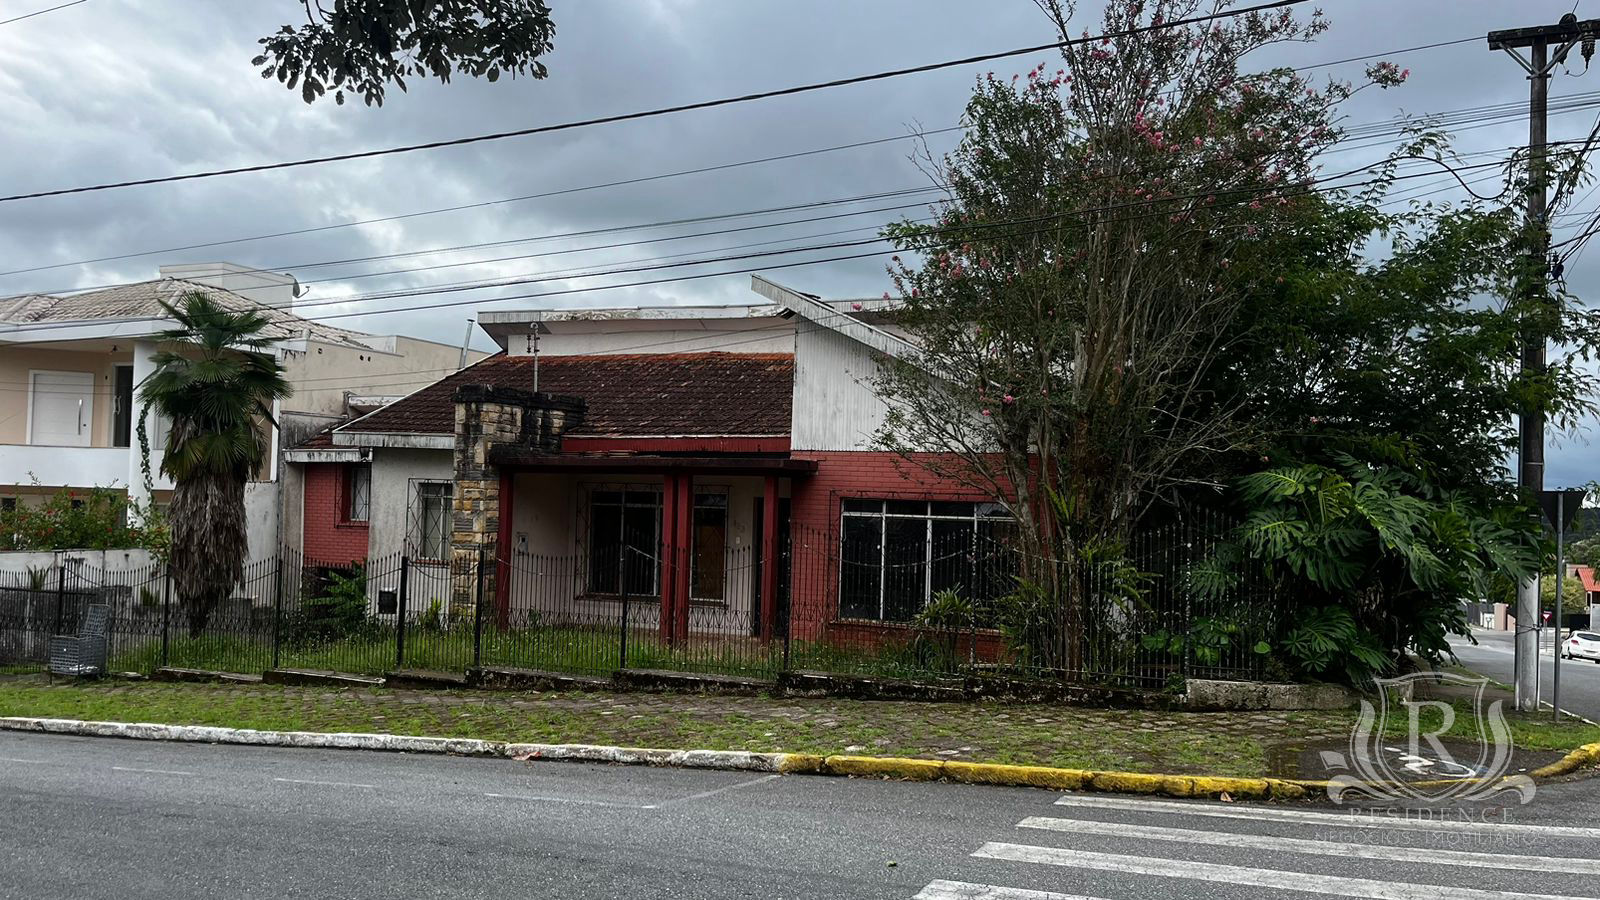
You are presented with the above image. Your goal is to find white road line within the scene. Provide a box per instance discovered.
[484,792,656,809]
[972,843,1589,900]
[273,778,375,789]
[912,879,1105,900]
[658,774,780,806]
[112,766,195,776]
[1052,794,1600,839]
[0,757,47,764]
[1019,816,1600,875]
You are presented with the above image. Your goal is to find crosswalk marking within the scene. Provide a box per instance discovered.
[912,880,1105,900]
[972,842,1590,900]
[1053,794,1600,839]
[1018,815,1600,875]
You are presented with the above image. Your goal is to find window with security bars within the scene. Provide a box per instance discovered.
[344,464,371,522]
[838,499,1017,623]
[587,488,660,596]
[691,491,727,601]
[410,481,453,560]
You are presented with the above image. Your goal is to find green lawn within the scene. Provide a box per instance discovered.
[107,624,966,682]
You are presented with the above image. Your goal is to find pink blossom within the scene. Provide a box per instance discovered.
[1002,394,1015,404]
[852,302,863,311]
[982,409,991,417]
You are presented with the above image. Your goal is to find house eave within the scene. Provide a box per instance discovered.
[332,431,453,450]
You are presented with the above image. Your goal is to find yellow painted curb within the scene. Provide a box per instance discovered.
[806,754,1328,800]
[1530,741,1600,779]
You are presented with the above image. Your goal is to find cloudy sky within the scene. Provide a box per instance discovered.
[1,0,1596,484]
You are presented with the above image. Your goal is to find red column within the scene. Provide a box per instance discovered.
[760,475,779,643]
[674,473,692,644]
[659,474,678,644]
[495,470,514,629]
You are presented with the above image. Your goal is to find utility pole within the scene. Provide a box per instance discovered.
[1488,14,1599,711]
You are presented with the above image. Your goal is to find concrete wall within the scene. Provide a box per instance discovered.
[244,481,280,562]
[278,336,485,418]
[0,345,125,448]
[367,448,455,562]
[504,472,770,630]
[512,319,794,358]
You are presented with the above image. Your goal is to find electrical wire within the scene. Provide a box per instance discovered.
[0,0,1313,204]
[0,0,86,27]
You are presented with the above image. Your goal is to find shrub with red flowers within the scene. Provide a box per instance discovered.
[0,487,169,560]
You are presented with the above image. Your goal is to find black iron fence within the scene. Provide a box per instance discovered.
[0,514,1275,689]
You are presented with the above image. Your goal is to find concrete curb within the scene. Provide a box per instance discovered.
[0,715,1318,800]
[2,716,1594,800]
[1530,741,1600,779]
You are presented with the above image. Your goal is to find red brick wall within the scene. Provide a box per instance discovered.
[302,463,368,564]
[786,451,1010,644]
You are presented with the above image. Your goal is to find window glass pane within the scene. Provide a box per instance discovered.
[348,465,371,522]
[882,516,928,622]
[885,500,927,517]
[691,503,727,600]
[588,502,622,593]
[622,502,659,595]
[416,484,451,560]
[930,501,975,518]
[842,498,883,514]
[838,515,882,619]
[975,502,1011,518]
[624,489,659,507]
[930,518,973,600]
[975,519,1019,610]
[694,492,727,509]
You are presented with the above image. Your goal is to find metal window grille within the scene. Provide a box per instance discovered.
[838,499,1015,622]
[346,464,371,522]
[409,480,453,560]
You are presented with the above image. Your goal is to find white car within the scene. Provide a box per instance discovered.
[1563,631,1600,662]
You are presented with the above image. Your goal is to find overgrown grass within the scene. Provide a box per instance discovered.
[0,679,1351,777]
[1387,697,1600,752]
[106,625,923,681]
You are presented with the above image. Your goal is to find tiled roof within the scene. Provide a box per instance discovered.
[1578,566,1600,594]
[0,278,374,349]
[340,352,794,438]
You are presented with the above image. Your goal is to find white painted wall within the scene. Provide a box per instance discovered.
[244,481,280,561]
[513,319,794,358]
[506,472,766,630]
[368,448,455,562]
[791,325,891,451]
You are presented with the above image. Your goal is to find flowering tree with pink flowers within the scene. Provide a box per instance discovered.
[874,0,1600,678]
[877,0,1391,555]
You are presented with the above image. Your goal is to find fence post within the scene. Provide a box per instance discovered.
[160,566,172,668]
[473,548,485,669]
[396,554,410,669]
[53,562,66,634]
[271,553,284,670]
[619,549,630,671]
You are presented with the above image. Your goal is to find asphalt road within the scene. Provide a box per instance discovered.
[1451,627,1600,722]
[5,732,1600,899]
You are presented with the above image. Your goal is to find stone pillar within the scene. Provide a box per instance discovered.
[449,385,584,616]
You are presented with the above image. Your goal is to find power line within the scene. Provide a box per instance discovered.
[0,29,1486,283]
[0,127,965,279]
[18,97,1574,302]
[0,0,86,27]
[0,150,1547,338]
[0,0,1312,204]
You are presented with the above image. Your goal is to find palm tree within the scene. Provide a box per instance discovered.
[138,291,291,636]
